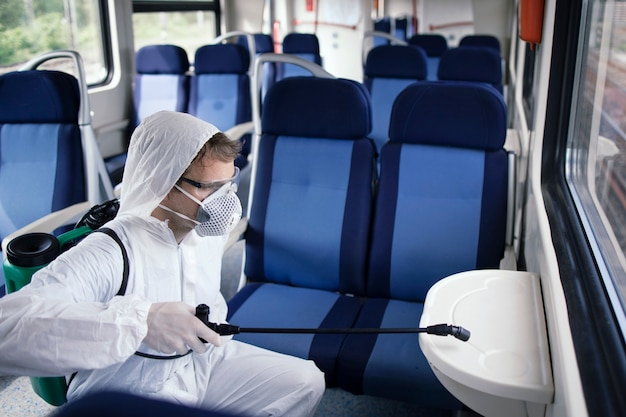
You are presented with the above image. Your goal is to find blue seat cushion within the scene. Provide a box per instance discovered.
[337,298,463,409]
[227,283,363,385]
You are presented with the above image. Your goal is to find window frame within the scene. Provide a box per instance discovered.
[541,0,626,415]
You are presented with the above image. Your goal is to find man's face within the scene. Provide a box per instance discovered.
[166,157,236,226]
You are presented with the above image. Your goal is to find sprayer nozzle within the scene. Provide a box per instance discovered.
[426,324,471,342]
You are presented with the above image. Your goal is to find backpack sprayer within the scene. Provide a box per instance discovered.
[195,304,471,342]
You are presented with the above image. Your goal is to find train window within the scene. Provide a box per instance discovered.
[0,1,107,84]
[567,1,626,332]
[132,1,220,62]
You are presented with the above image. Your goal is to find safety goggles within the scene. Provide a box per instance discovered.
[179,166,240,195]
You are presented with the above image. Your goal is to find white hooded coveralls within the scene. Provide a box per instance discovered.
[0,111,324,416]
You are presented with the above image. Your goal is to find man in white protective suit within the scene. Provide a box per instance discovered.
[0,111,325,416]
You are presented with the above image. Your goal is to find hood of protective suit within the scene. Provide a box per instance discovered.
[119,111,220,218]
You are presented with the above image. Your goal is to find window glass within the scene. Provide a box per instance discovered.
[0,1,107,84]
[132,11,217,65]
[567,1,626,331]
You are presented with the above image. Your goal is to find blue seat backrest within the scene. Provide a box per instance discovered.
[0,70,85,293]
[407,34,448,80]
[437,46,503,94]
[189,44,251,131]
[367,81,508,302]
[363,44,427,153]
[279,33,322,79]
[245,76,375,295]
[133,44,190,127]
[0,70,85,242]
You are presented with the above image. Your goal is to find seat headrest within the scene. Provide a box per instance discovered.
[135,44,189,74]
[194,44,250,74]
[408,34,448,57]
[437,47,502,86]
[0,70,79,123]
[262,77,371,139]
[389,81,506,151]
[283,33,320,55]
[459,34,501,54]
[364,45,427,80]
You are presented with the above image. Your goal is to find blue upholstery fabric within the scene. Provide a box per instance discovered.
[133,44,190,127]
[437,47,503,94]
[337,298,463,408]
[363,45,427,153]
[260,77,371,139]
[459,34,501,54]
[337,81,507,409]
[189,44,251,131]
[408,34,449,80]
[228,77,375,385]
[55,392,238,417]
[279,33,322,79]
[0,70,85,292]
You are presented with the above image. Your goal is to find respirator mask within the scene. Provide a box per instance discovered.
[160,167,242,237]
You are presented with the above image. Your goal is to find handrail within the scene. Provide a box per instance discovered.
[20,50,91,127]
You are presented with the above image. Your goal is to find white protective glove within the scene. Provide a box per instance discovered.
[144,302,222,354]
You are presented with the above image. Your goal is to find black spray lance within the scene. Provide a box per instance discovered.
[194,304,470,342]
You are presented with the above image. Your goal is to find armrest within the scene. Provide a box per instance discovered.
[2,201,91,259]
[225,121,254,143]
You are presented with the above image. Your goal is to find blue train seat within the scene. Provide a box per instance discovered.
[337,81,508,409]
[437,46,504,94]
[132,44,190,127]
[394,17,409,40]
[373,17,392,47]
[408,34,449,80]
[363,44,427,153]
[0,70,85,296]
[0,51,117,295]
[278,33,322,79]
[104,44,190,183]
[189,43,252,168]
[227,76,376,385]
